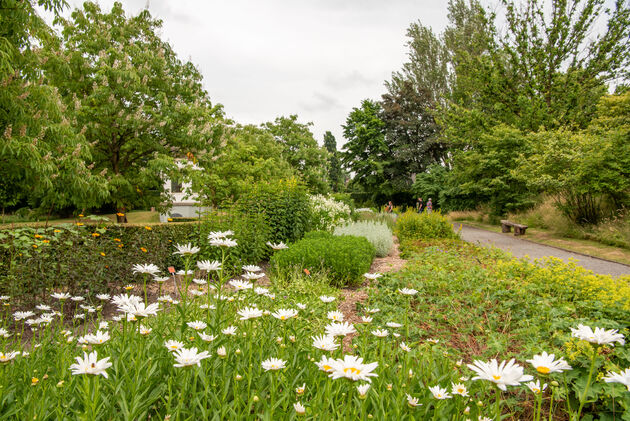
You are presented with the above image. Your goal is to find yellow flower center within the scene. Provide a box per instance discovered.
[492,375,501,380]
[281,316,286,320]
[344,367,361,375]
[323,365,332,371]
[457,387,465,393]
[536,366,550,374]
[271,365,277,369]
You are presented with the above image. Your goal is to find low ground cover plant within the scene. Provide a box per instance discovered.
[395,210,459,243]
[363,239,630,418]
[270,231,375,286]
[334,221,393,257]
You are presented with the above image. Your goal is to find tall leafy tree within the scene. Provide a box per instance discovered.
[262,115,329,194]
[44,2,224,221]
[192,125,295,207]
[323,131,343,192]
[1,0,106,217]
[341,99,390,204]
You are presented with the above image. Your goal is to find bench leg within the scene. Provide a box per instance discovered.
[514,227,523,236]
[501,224,511,233]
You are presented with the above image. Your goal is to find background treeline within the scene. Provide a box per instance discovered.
[341,0,630,227]
[1,1,346,223]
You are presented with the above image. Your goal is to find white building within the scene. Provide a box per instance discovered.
[159,160,208,222]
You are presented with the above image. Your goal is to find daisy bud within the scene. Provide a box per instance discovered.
[253,396,259,402]
[551,381,559,387]
[235,375,243,381]
[387,384,393,391]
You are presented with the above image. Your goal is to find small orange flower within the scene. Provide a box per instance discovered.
[32,245,38,249]
[76,223,84,226]
[92,233,100,237]
[78,214,84,217]
[113,238,122,242]
[304,268,310,275]
[140,247,148,253]
[118,244,124,248]
[100,252,106,257]
[42,240,50,243]
[54,229,61,233]
[31,377,39,386]
[167,218,173,222]
[116,212,125,217]
[34,234,43,239]
[144,226,152,231]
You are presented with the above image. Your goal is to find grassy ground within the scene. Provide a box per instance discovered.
[0,210,162,228]
[449,217,630,266]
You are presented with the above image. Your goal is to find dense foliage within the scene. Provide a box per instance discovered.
[235,179,311,244]
[395,210,459,243]
[378,239,630,418]
[270,231,375,286]
[334,221,393,257]
[343,0,630,223]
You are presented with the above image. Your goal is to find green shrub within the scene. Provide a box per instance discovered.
[235,178,310,244]
[334,221,393,257]
[270,231,375,286]
[395,210,458,243]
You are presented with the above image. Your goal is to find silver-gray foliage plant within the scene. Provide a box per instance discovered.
[334,221,393,257]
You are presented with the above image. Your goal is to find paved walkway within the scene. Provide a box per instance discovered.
[458,224,630,278]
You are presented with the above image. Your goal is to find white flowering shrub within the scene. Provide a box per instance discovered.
[334,221,393,257]
[308,195,352,232]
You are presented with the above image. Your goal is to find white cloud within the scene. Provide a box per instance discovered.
[46,0,452,146]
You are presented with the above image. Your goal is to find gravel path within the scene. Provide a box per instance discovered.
[458,224,630,278]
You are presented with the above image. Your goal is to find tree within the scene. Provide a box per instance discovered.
[323,131,343,192]
[515,91,630,224]
[44,2,224,221]
[262,115,329,194]
[191,125,295,207]
[341,99,390,204]
[1,0,107,218]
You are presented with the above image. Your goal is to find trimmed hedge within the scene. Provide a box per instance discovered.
[270,231,375,286]
[0,208,270,301]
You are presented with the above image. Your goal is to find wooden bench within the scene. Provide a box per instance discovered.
[500,220,528,236]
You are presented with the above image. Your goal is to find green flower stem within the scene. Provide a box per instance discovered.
[575,346,599,420]
[495,386,502,420]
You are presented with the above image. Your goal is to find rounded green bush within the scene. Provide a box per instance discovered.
[269,231,375,286]
[395,210,459,242]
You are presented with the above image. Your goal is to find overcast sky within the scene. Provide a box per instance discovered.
[46,0,617,147]
[48,0,457,146]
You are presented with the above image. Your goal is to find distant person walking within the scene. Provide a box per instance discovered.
[426,198,433,214]
[416,197,423,213]
[385,201,393,213]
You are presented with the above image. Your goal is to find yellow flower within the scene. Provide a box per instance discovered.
[31,377,39,386]
[32,245,38,248]
[54,229,61,233]
[116,212,125,217]
[113,238,121,242]
[144,226,152,231]
[100,252,106,257]
[76,223,84,226]
[167,218,173,222]
[118,244,124,248]
[34,234,43,239]
[42,240,49,243]
[92,233,100,237]
[78,214,84,217]
[140,247,148,253]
